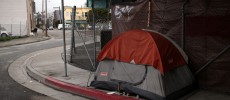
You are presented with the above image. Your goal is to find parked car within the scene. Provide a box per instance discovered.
[58,24,70,30]
[48,26,54,30]
[0,27,11,37]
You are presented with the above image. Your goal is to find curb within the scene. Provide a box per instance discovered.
[25,49,136,100]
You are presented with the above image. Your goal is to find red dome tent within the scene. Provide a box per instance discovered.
[90,29,195,100]
[97,29,187,74]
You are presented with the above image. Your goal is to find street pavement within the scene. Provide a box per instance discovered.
[0,29,92,100]
[9,42,138,100]
[8,46,90,100]
[0,29,55,100]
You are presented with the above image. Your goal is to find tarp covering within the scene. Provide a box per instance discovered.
[111,0,230,93]
[185,16,230,92]
[97,29,187,74]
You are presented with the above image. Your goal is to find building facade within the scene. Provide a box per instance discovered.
[0,0,35,36]
[64,6,91,29]
[53,9,61,28]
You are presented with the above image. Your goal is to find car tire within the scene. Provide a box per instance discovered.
[1,33,8,37]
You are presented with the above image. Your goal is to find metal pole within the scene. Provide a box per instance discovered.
[61,0,68,77]
[20,21,21,36]
[92,0,96,70]
[42,0,44,32]
[11,24,12,34]
[70,6,76,62]
[75,27,94,69]
[0,24,1,34]
[59,6,62,24]
[72,7,76,53]
[45,0,48,37]
[84,23,86,40]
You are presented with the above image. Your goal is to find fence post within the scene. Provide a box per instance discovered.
[0,24,1,35]
[11,24,12,35]
[84,23,86,40]
[92,0,96,70]
[20,21,21,36]
[70,6,76,62]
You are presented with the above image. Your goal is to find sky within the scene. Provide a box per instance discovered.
[34,0,87,13]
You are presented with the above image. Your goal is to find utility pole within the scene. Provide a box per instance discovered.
[45,0,48,37]
[42,0,44,32]
[59,6,62,24]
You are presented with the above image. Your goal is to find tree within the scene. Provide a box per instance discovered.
[87,8,111,25]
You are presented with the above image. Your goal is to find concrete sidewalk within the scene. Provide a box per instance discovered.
[0,29,50,47]
[25,44,137,100]
[25,46,230,100]
[22,35,230,100]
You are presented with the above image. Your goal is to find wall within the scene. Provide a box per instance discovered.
[0,0,34,36]
[64,6,91,21]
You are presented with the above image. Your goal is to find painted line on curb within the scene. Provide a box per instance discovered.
[24,40,137,100]
[45,76,136,100]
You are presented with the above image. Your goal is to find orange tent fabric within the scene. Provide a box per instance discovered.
[97,29,186,74]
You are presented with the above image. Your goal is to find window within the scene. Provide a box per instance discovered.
[66,12,69,17]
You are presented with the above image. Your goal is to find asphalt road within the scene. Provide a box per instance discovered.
[0,29,91,100]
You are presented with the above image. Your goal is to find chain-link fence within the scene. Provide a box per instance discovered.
[67,7,112,72]
[0,23,28,37]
